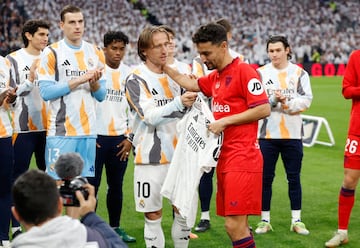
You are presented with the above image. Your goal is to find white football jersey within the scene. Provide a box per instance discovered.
[161,96,222,227]
[7,48,47,132]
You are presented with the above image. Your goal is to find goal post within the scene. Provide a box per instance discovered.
[301,114,335,147]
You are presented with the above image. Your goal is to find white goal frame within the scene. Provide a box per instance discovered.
[301,114,335,147]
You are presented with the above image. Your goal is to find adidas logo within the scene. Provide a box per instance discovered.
[62,60,71,66]
[151,88,158,95]
[265,79,274,85]
[23,66,30,71]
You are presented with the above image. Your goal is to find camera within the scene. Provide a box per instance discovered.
[59,176,89,207]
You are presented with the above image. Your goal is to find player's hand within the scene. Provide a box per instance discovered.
[274,90,286,104]
[28,59,40,83]
[180,91,197,107]
[88,68,103,92]
[0,89,9,106]
[76,183,97,217]
[207,119,226,135]
[6,87,17,104]
[0,87,17,105]
[88,68,103,84]
[188,74,198,80]
[116,139,132,161]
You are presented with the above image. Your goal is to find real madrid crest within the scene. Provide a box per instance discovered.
[139,199,145,208]
[88,58,94,68]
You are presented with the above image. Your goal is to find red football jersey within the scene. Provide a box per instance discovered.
[198,58,269,173]
[343,50,360,136]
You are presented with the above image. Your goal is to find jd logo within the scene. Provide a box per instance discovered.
[248,78,264,95]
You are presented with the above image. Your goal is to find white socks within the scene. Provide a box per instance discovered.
[172,213,191,248]
[261,211,270,222]
[144,214,191,248]
[291,210,301,224]
[200,211,210,220]
[144,217,165,248]
[338,229,348,235]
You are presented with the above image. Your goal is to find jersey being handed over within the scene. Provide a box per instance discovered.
[257,62,312,139]
[7,48,47,133]
[96,63,132,136]
[125,63,185,165]
[38,39,106,137]
[161,96,222,227]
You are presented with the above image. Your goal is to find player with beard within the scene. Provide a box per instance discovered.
[164,22,270,248]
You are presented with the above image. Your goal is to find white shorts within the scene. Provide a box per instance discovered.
[134,164,169,212]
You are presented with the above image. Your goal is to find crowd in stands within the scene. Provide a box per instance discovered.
[1,0,359,65]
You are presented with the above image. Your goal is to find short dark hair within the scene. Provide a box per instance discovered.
[22,19,50,47]
[215,18,232,33]
[192,22,227,46]
[104,31,129,47]
[12,170,60,225]
[137,25,169,62]
[60,5,81,22]
[266,35,292,60]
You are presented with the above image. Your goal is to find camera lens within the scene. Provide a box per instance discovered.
[70,177,88,188]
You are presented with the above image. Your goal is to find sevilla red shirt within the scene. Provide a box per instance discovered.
[198,58,269,172]
[343,50,360,136]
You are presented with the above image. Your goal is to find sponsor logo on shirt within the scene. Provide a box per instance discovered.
[65,69,87,77]
[212,102,230,113]
[266,88,295,100]
[61,60,71,66]
[151,88,174,106]
[186,121,206,152]
[105,89,125,102]
[23,66,33,82]
[61,60,88,80]
[248,78,264,95]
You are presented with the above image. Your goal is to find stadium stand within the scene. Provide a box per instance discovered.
[1,0,359,65]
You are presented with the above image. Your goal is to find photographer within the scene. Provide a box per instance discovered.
[11,169,127,248]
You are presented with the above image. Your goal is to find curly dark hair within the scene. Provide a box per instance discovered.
[192,22,227,46]
[104,31,129,47]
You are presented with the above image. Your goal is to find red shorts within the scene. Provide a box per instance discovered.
[216,170,262,217]
[344,135,360,169]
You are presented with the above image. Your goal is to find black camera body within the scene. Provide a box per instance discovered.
[59,176,89,207]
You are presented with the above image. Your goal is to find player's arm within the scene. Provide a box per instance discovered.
[89,74,106,102]
[0,89,8,106]
[37,48,72,100]
[89,46,106,101]
[17,59,39,96]
[126,74,196,126]
[208,103,271,135]
[163,64,201,92]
